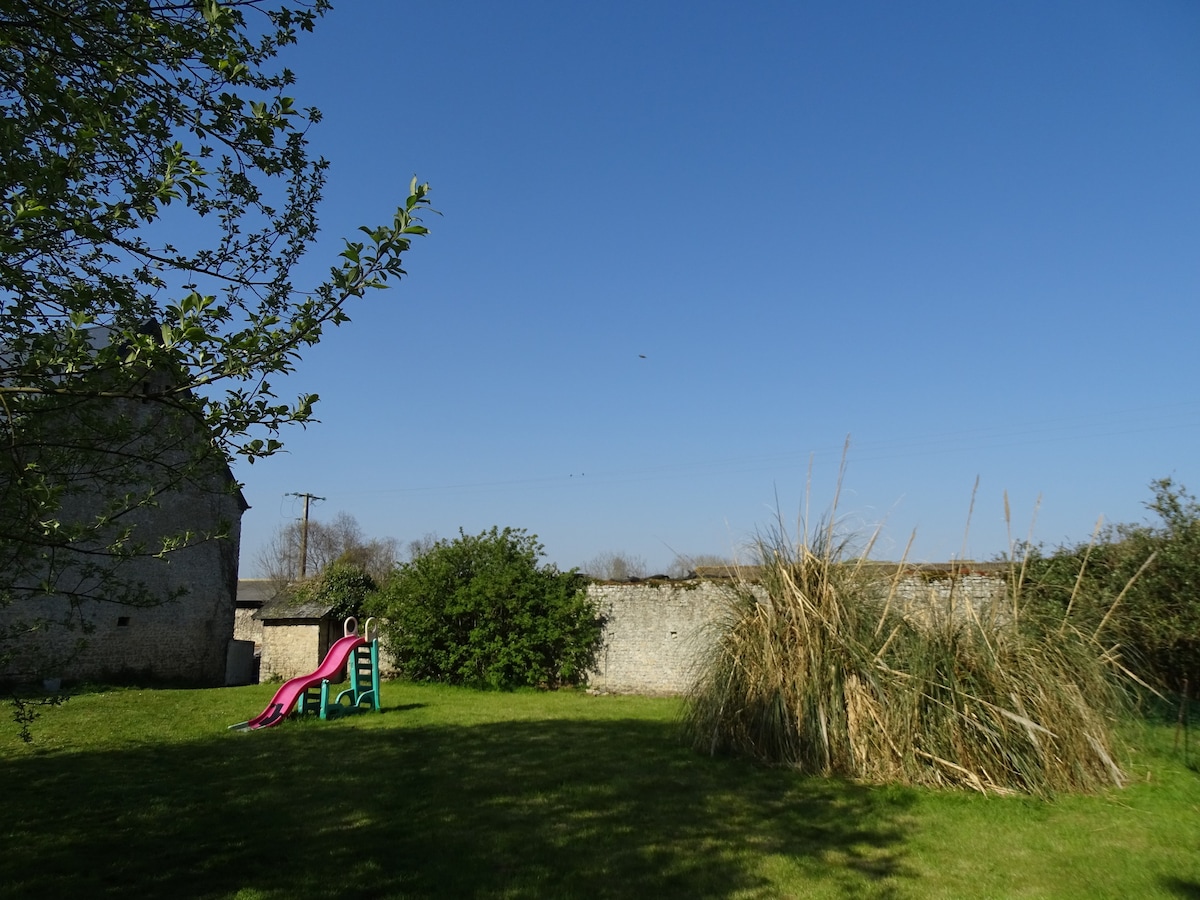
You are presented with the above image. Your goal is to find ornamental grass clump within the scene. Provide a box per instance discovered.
[684,496,1134,796]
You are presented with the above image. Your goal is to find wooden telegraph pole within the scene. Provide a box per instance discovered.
[287,492,325,579]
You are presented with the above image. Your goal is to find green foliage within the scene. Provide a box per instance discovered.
[371,527,602,689]
[0,1,430,656]
[1021,478,1200,696]
[7,691,66,743]
[294,563,377,622]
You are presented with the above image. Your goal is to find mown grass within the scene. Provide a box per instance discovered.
[2,681,1198,899]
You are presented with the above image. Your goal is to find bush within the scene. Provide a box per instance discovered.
[370,527,602,689]
[1021,478,1200,697]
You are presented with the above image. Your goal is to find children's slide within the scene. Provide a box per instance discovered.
[237,634,366,730]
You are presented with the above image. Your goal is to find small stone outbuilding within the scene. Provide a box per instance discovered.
[254,597,343,682]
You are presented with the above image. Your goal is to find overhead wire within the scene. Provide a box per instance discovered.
[319,399,1200,500]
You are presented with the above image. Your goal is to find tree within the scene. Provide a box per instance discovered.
[371,527,603,689]
[404,531,439,562]
[0,2,430,667]
[580,550,647,581]
[255,511,398,590]
[291,562,376,622]
[667,553,735,580]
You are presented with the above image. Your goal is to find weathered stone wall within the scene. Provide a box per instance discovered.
[587,582,732,695]
[234,607,263,647]
[0,382,246,687]
[376,629,401,679]
[587,572,1008,695]
[257,619,344,682]
[0,483,242,686]
[259,622,322,682]
[888,572,1008,627]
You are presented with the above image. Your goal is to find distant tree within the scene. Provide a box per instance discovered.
[404,532,439,562]
[667,553,736,580]
[372,527,603,689]
[581,551,647,581]
[255,512,397,590]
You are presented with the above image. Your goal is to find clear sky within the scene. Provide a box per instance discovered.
[234,0,1200,575]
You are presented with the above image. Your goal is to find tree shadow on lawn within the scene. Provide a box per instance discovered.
[1162,878,1200,899]
[1,716,917,899]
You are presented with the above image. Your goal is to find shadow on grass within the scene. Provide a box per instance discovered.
[1,716,916,899]
[385,702,427,713]
[1163,878,1200,899]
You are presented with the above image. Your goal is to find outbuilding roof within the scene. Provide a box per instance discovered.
[252,596,335,622]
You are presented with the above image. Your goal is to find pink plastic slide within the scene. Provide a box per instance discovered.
[241,634,366,730]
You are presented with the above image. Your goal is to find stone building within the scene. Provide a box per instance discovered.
[233,578,275,652]
[0,467,247,686]
[0,336,249,686]
[253,596,343,682]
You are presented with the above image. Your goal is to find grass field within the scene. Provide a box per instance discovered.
[2,681,1198,899]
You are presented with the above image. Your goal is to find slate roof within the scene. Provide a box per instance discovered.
[236,579,282,608]
[253,597,336,622]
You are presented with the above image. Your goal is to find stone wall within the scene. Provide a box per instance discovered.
[888,571,1009,627]
[0,381,246,687]
[0,482,243,686]
[258,619,344,682]
[586,570,1008,695]
[258,622,322,682]
[587,582,732,695]
[234,607,263,648]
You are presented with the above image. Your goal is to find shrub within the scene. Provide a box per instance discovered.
[1020,478,1200,697]
[684,517,1131,796]
[370,527,602,689]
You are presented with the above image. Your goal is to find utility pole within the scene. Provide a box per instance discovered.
[287,492,325,579]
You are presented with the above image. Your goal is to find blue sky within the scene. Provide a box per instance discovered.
[234,0,1200,574]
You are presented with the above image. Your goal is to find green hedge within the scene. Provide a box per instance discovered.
[1020,478,1200,697]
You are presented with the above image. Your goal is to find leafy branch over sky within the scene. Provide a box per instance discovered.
[0,1,430,657]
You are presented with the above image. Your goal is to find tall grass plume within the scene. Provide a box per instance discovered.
[684,486,1132,796]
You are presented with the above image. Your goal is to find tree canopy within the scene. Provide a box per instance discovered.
[0,2,429,652]
[256,511,399,590]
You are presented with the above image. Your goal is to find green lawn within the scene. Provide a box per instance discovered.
[2,682,1198,899]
